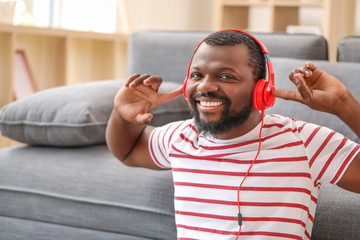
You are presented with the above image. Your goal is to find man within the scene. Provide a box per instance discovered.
[106,30,360,239]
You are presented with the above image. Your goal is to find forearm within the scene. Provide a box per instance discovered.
[335,90,360,192]
[335,90,360,139]
[106,109,146,162]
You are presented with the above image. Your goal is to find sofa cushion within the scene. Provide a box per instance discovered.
[0,145,176,239]
[337,36,360,62]
[0,216,151,240]
[0,80,190,147]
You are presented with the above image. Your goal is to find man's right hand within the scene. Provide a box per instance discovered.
[114,73,183,125]
[106,74,184,169]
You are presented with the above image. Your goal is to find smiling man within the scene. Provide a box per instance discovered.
[185,35,265,139]
[106,30,360,239]
[186,42,257,138]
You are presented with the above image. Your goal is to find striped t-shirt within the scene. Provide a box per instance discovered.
[149,114,360,240]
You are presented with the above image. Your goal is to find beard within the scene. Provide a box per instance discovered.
[190,92,254,137]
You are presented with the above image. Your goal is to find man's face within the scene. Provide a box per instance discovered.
[185,43,257,138]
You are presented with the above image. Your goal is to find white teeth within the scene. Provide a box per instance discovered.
[200,101,223,107]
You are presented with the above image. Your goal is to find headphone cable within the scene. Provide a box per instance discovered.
[235,110,265,239]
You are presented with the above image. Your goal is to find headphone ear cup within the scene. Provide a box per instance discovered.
[253,79,267,110]
[253,79,275,110]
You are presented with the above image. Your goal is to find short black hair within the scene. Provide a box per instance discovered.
[202,30,267,82]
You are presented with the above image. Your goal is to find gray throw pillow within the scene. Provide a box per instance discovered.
[0,80,190,147]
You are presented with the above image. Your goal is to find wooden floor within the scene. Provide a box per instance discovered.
[0,135,24,149]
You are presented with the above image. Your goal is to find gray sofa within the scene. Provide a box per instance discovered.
[0,30,359,240]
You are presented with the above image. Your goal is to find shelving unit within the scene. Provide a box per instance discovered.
[0,24,128,106]
[213,0,357,61]
[0,24,129,148]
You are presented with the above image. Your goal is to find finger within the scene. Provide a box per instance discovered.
[305,61,316,71]
[271,89,304,103]
[129,74,151,87]
[157,85,184,105]
[289,72,304,85]
[301,61,314,77]
[125,73,141,87]
[134,112,153,125]
[289,66,312,80]
[305,61,325,81]
[293,73,312,102]
[289,67,304,82]
[143,76,163,92]
[289,61,318,80]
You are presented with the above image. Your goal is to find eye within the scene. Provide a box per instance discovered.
[219,74,236,82]
[190,72,202,80]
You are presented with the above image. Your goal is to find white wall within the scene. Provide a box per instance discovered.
[126,0,213,31]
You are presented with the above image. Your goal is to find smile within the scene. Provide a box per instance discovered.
[199,101,224,107]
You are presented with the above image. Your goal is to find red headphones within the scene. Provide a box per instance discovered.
[183,29,276,111]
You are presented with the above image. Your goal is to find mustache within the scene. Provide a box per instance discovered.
[193,92,229,102]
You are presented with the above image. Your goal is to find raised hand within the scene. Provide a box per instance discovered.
[272,62,348,115]
[114,74,183,125]
[272,62,360,193]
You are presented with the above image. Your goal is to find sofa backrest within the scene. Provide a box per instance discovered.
[128,30,329,84]
[251,32,328,60]
[337,36,360,62]
[128,30,208,84]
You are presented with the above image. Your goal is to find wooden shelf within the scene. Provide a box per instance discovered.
[272,0,323,7]
[222,0,323,7]
[0,24,129,148]
[0,24,128,105]
[214,0,357,61]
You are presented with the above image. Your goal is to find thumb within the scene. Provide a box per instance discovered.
[157,85,184,104]
[134,112,153,125]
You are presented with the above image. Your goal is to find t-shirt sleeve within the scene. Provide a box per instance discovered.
[298,121,360,186]
[148,121,186,169]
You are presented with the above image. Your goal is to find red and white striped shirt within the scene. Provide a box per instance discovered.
[149,114,360,240]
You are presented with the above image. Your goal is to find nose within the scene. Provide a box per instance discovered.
[197,75,219,94]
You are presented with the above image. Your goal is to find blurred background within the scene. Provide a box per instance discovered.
[1,0,359,34]
[0,0,359,148]
[1,0,359,99]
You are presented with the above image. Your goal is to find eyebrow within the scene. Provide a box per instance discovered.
[218,67,237,73]
[191,66,237,73]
